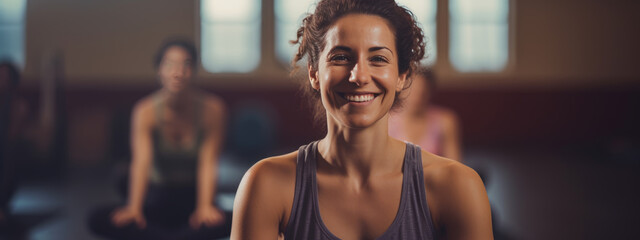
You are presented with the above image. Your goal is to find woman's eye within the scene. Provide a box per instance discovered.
[370,56,389,63]
[330,55,350,62]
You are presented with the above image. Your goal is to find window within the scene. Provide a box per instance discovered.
[274,0,437,66]
[449,0,509,72]
[203,0,511,75]
[200,0,261,73]
[274,0,316,65]
[396,0,437,66]
[0,0,27,69]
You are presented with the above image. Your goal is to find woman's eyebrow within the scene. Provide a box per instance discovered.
[369,46,393,56]
[329,46,352,53]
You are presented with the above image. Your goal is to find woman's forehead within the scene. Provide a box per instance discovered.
[164,46,191,60]
[324,14,396,52]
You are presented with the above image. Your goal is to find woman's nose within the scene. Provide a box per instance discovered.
[348,60,371,87]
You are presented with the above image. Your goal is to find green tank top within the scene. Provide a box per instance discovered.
[149,94,204,187]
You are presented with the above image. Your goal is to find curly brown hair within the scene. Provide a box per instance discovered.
[290,0,427,125]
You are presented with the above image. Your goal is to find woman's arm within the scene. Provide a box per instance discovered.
[231,155,296,240]
[425,159,493,239]
[126,102,154,212]
[112,101,154,228]
[190,98,227,229]
[442,111,462,162]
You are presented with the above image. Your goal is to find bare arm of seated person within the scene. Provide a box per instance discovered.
[190,95,227,229]
[440,110,462,162]
[423,152,493,239]
[111,97,155,229]
[231,152,297,240]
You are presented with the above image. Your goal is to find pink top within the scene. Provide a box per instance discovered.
[389,106,445,156]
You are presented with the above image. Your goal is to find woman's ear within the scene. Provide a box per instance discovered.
[396,72,408,92]
[308,64,320,90]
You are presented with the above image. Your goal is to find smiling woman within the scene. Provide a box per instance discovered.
[308,14,407,129]
[231,0,493,239]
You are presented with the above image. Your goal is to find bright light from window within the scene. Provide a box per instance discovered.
[274,0,316,66]
[450,0,509,72]
[201,0,261,73]
[0,0,27,69]
[275,0,436,66]
[396,0,437,66]
[202,0,256,22]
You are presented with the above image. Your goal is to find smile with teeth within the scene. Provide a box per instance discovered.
[342,93,377,102]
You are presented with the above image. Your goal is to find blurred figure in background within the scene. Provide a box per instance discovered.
[388,67,510,236]
[389,67,462,161]
[0,61,28,233]
[88,38,231,239]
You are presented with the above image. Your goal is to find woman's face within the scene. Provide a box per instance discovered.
[309,14,407,128]
[158,46,194,94]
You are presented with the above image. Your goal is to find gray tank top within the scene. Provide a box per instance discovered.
[284,141,437,239]
[149,94,204,187]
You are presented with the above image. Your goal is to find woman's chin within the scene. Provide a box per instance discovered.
[338,114,384,129]
[165,86,187,95]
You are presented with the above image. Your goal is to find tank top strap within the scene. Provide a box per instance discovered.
[404,142,422,176]
[285,141,320,238]
[404,142,438,237]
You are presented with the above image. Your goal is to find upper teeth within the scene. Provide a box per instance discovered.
[345,94,374,102]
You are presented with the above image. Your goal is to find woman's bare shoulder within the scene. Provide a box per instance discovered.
[429,105,459,122]
[199,92,227,122]
[420,151,492,238]
[131,92,161,123]
[233,150,300,238]
[201,92,225,110]
[421,151,483,192]
[133,94,154,110]
[235,150,299,222]
[244,151,298,186]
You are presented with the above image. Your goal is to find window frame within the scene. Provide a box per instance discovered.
[196,0,516,79]
[440,0,516,77]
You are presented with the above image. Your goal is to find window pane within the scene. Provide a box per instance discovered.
[275,22,303,66]
[450,0,509,72]
[451,0,508,22]
[202,23,260,73]
[201,0,260,23]
[0,0,26,23]
[0,0,27,69]
[201,0,261,73]
[275,0,437,66]
[274,0,316,65]
[396,0,437,65]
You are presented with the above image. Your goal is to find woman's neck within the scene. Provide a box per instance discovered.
[318,114,404,180]
[161,88,194,109]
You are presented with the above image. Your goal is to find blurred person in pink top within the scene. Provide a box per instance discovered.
[389,67,462,161]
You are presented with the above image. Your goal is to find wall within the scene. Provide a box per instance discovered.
[23,0,196,85]
[14,0,640,164]
[19,0,640,89]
